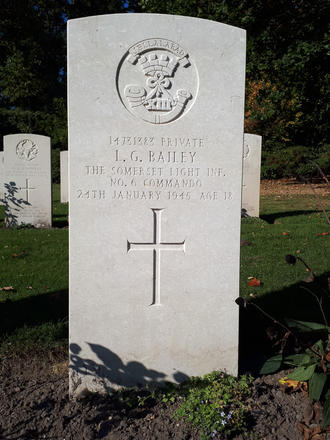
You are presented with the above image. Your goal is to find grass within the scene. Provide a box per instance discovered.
[0,186,329,354]
[0,184,68,350]
[241,195,330,302]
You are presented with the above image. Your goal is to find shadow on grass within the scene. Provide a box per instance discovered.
[0,289,68,336]
[239,272,330,374]
[260,209,321,224]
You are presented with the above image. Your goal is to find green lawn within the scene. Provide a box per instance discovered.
[0,184,68,350]
[0,186,329,353]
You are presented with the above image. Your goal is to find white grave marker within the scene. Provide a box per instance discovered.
[60,151,68,203]
[3,134,52,228]
[242,134,262,217]
[69,14,246,394]
[0,152,4,205]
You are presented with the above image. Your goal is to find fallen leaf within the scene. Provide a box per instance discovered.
[12,251,27,258]
[279,377,308,392]
[27,286,33,290]
[317,232,329,237]
[282,231,288,236]
[0,286,14,291]
[241,240,251,246]
[249,293,256,298]
[248,278,261,287]
[296,250,301,254]
[326,352,330,362]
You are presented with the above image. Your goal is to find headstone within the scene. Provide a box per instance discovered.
[0,152,4,205]
[3,134,52,228]
[242,134,262,217]
[60,151,68,203]
[68,14,246,395]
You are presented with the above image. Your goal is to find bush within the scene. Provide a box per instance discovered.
[52,148,61,183]
[261,146,328,179]
[174,372,252,439]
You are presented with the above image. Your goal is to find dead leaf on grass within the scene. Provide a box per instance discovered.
[248,277,261,287]
[282,231,288,236]
[316,232,329,237]
[12,251,28,258]
[0,286,14,291]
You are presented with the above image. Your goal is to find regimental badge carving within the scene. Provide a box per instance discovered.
[117,38,198,124]
[16,139,39,161]
[243,143,250,159]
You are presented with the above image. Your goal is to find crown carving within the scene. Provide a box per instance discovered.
[139,54,178,77]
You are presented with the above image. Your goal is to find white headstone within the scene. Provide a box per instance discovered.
[0,152,4,205]
[69,14,246,394]
[3,134,52,228]
[60,151,68,203]
[242,134,262,217]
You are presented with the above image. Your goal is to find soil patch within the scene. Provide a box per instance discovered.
[261,178,329,197]
[0,348,328,440]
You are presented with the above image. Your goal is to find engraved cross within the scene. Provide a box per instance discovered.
[127,208,185,306]
[20,178,36,203]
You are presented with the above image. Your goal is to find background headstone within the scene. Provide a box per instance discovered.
[60,151,68,203]
[0,152,4,205]
[3,134,52,228]
[69,14,246,395]
[242,134,262,217]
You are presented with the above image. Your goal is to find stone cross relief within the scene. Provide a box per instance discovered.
[127,208,185,306]
[19,178,36,203]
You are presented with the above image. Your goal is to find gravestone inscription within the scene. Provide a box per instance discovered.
[242,134,262,217]
[3,134,52,228]
[60,151,68,203]
[69,14,246,395]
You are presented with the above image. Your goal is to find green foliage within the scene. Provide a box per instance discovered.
[1,0,329,157]
[0,0,131,148]
[52,148,61,183]
[259,354,283,375]
[260,146,325,179]
[140,0,330,154]
[257,251,330,425]
[0,321,68,353]
[173,372,252,439]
